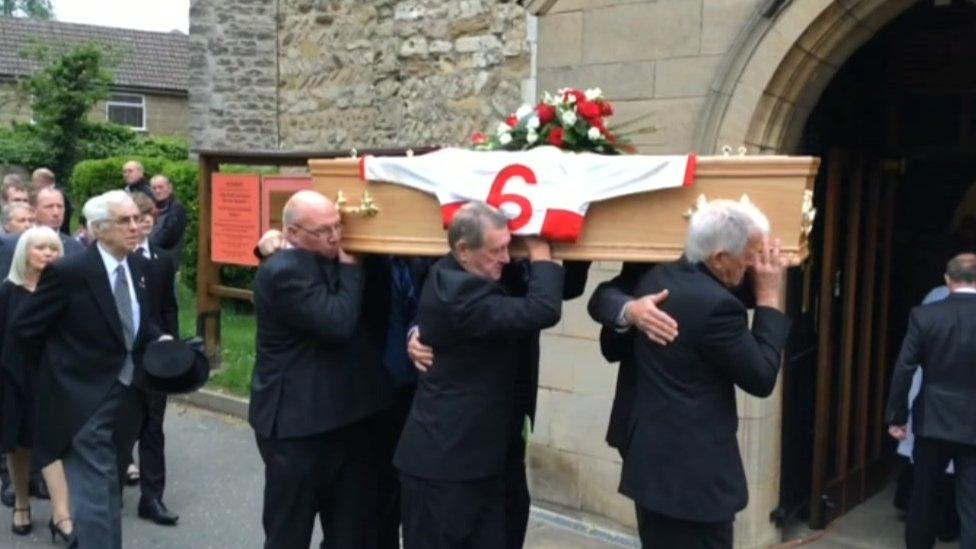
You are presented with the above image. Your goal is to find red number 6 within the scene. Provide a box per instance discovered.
[487,164,536,231]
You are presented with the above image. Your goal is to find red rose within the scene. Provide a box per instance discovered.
[548,127,564,147]
[537,103,556,125]
[578,100,601,121]
[563,89,585,104]
[600,101,614,116]
[471,132,487,145]
[506,115,518,127]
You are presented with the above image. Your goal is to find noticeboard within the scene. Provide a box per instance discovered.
[211,173,261,267]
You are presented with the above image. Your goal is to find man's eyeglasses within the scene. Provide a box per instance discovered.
[291,223,343,239]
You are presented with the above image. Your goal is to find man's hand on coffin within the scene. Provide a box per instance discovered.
[257,229,286,257]
[888,424,908,441]
[337,248,359,265]
[522,237,552,262]
[407,329,434,373]
[623,290,679,346]
[752,236,785,311]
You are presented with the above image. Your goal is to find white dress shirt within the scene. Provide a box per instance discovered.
[96,243,140,337]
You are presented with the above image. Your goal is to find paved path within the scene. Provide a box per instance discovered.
[0,402,624,548]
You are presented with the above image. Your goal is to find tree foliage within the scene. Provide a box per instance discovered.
[1,0,54,19]
[18,44,114,185]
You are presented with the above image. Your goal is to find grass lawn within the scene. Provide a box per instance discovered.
[177,284,256,397]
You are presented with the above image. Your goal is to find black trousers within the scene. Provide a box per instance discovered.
[401,473,505,549]
[374,386,415,549]
[636,506,733,549]
[504,427,530,549]
[895,455,960,541]
[255,419,378,549]
[137,391,168,500]
[113,385,147,493]
[908,437,976,549]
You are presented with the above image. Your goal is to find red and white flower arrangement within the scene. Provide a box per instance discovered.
[471,87,654,155]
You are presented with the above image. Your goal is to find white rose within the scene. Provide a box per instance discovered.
[587,126,602,141]
[565,93,577,104]
[585,87,603,101]
[497,122,511,134]
[561,110,578,126]
[499,132,513,145]
[516,104,534,120]
[527,131,538,144]
[526,115,540,129]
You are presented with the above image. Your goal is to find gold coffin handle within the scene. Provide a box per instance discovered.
[335,189,380,217]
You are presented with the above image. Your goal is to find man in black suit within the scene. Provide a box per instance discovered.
[409,256,588,549]
[395,202,563,549]
[12,190,165,549]
[116,192,181,526]
[887,253,976,549]
[148,174,188,270]
[620,199,790,548]
[251,190,393,549]
[255,228,436,549]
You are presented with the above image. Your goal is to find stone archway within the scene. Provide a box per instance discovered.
[695,0,918,154]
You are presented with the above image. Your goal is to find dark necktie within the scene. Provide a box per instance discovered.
[114,264,135,385]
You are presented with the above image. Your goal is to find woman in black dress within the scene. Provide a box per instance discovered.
[1,226,73,542]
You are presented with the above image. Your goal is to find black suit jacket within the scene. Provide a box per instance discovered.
[394,255,563,481]
[885,292,976,445]
[11,245,160,467]
[587,262,650,451]
[501,260,589,424]
[149,197,188,269]
[132,245,179,337]
[250,248,393,439]
[619,258,790,523]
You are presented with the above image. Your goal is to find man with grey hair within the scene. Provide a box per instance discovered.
[1,203,34,236]
[887,253,976,549]
[395,202,564,549]
[11,189,165,549]
[122,160,153,200]
[251,190,394,548]
[619,199,790,548]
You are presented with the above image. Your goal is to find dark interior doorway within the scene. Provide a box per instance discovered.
[777,0,976,529]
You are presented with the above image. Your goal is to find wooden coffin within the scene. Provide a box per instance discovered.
[308,155,819,264]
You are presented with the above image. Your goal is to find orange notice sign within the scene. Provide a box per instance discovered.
[211,173,261,266]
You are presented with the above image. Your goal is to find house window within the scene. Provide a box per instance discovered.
[106,94,146,130]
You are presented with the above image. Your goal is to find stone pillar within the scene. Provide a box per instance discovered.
[733,381,784,548]
[188,0,279,152]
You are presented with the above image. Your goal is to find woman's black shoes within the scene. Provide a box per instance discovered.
[49,516,76,544]
[11,506,31,535]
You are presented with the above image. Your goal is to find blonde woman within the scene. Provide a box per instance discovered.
[0,226,73,543]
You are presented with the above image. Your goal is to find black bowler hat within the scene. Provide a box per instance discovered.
[142,337,210,395]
